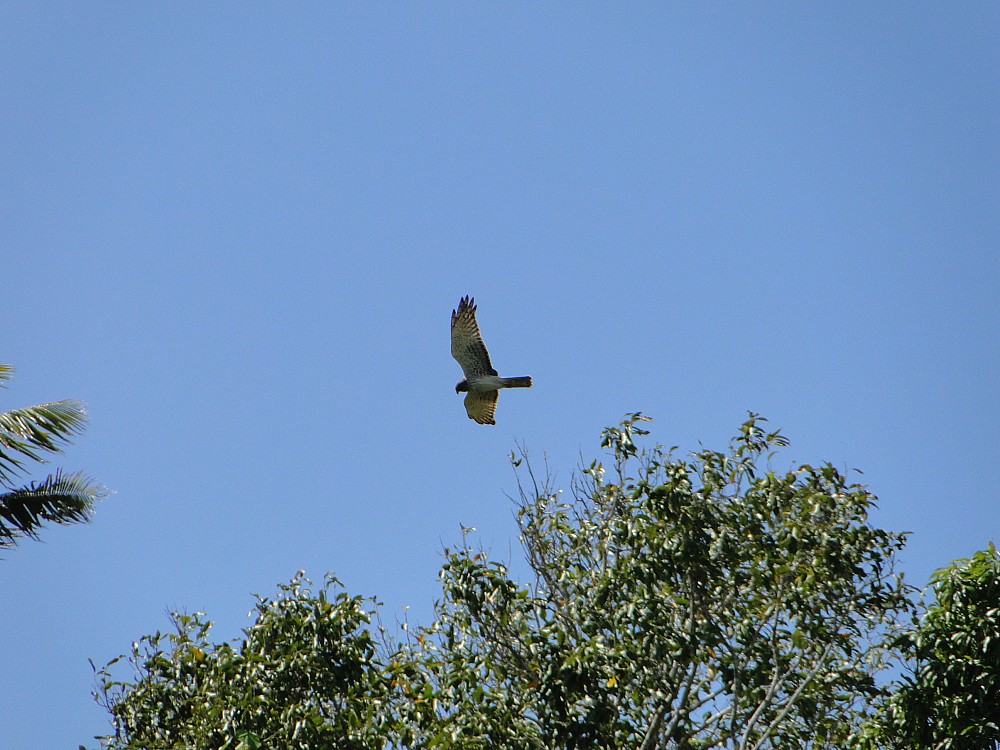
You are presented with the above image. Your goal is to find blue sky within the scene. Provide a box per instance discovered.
[2,4,998,747]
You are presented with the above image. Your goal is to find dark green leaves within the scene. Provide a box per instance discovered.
[0,469,105,548]
[870,544,1000,749]
[0,363,105,550]
[95,573,391,750]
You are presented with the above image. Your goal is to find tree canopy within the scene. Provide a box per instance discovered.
[92,414,998,749]
[867,544,1000,749]
[95,575,390,750]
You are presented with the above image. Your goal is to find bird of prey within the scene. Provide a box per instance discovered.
[451,296,532,425]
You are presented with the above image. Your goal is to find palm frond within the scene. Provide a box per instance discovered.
[0,470,107,549]
[0,364,12,385]
[0,400,88,485]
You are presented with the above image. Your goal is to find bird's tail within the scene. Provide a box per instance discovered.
[501,376,533,388]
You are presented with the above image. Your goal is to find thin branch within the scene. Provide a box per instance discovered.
[660,587,704,746]
[750,640,836,750]
[638,703,670,750]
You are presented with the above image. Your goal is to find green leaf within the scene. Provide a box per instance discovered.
[0,470,106,549]
[0,400,89,483]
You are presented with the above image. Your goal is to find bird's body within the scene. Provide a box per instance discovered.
[450,296,532,425]
[457,374,533,392]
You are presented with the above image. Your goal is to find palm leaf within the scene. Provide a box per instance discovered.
[0,400,88,485]
[0,470,107,549]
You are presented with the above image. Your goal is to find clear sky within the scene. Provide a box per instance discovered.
[2,4,998,747]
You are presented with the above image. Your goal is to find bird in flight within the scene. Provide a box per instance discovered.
[451,296,532,425]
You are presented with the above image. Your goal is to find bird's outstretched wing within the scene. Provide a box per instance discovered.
[464,390,499,425]
[451,296,497,379]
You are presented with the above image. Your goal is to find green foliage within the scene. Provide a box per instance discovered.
[0,469,103,547]
[0,363,106,549]
[93,414,916,749]
[95,573,392,749]
[399,413,913,749]
[868,544,1000,749]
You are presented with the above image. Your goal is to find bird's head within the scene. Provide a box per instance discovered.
[455,379,469,393]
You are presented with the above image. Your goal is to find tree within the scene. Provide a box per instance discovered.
[93,414,914,749]
[0,363,106,550]
[867,544,1000,750]
[397,414,913,749]
[94,574,393,750]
